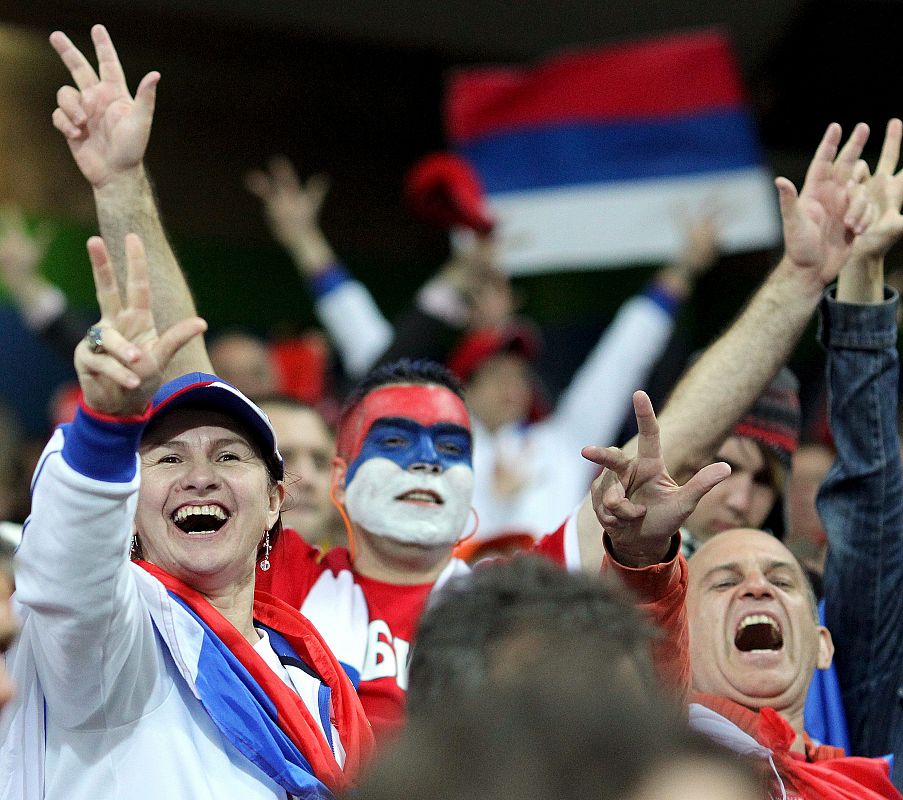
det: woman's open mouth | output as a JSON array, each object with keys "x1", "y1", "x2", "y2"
[{"x1": 172, "y1": 504, "x2": 230, "y2": 535}]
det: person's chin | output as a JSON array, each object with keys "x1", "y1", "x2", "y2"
[{"x1": 708, "y1": 519, "x2": 744, "y2": 536}]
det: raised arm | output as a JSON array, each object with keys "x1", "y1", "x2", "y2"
[
  {"x1": 816, "y1": 118, "x2": 903, "y2": 779},
  {"x1": 14, "y1": 233, "x2": 204, "y2": 728},
  {"x1": 50, "y1": 24, "x2": 212, "y2": 377},
  {"x1": 570, "y1": 122, "x2": 873, "y2": 566},
  {"x1": 0, "y1": 208, "x2": 56, "y2": 325},
  {"x1": 550, "y1": 215, "x2": 720, "y2": 482},
  {"x1": 245, "y1": 155, "x2": 393, "y2": 376},
  {"x1": 656, "y1": 122, "x2": 870, "y2": 479},
  {"x1": 0, "y1": 207, "x2": 91, "y2": 359},
  {"x1": 583, "y1": 391, "x2": 729, "y2": 693}
]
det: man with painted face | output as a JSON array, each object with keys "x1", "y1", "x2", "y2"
[{"x1": 333, "y1": 365, "x2": 474, "y2": 555}]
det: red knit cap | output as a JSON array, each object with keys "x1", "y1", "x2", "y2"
[{"x1": 733, "y1": 367, "x2": 801, "y2": 469}]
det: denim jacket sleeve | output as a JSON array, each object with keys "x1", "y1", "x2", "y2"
[{"x1": 816, "y1": 286, "x2": 902, "y2": 777}]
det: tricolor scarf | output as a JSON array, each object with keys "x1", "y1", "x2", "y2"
[
  {"x1": 137, "y1": 561, "x2": 374, "y2": 797},
  {"x1": 690, "y1": 693, "x2": 900, "y2": 800}
]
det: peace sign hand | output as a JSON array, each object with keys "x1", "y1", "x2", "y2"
[
  {"x1": 50, "y1": 24, "x2": 159, "y2": 189},
  {"x1": 582, "y1": 391, "x2": 730, "y2": 567},
  {"x1": 75, "y1": 233, "x2": 206, "y2": 417}
]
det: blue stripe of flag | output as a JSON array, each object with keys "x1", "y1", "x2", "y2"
[{"x1": 458, "y1": 107, "x2": 763, "y2": 194}]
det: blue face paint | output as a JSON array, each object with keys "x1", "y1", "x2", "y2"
[{"x1": 345, "y1": 417, "x2": 472, "y2": 485}]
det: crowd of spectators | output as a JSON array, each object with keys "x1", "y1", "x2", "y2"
[{"x1": 0, "y1": 21, "x2": 900, "y2": 800}]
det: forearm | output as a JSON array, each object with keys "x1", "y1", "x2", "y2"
[
  {"x1": 817, "y1": 289, "x2": 902, "y2": 747},
  {"x1": 658, "y1": 256, "x2": 824, "y2": 479},
  {"x1": 602, "y1": 536, "x2": 690, "y2": 697},
  {"x1": 93, "y1": 167, "x2": 212, "y2": 377},
  {"x1": 555, "y1": 291, "x2": 677, "y2": 461},
  {"x1": 14, "y1": 410, "x2": 158, "y2": 727},
  {"x1": 836, "y1": 253, "x2": 884, "y2": 303},
  {"x1": 284, "y1": 227, "x2": 336, "y2": 278},
  {"x1": 311, "y1": 266, "x2": 394, "y2": 378}
]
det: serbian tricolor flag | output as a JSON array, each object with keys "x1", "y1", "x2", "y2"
[{"x1": 445, "y1": 31, "x2": 782, "y2": 275}]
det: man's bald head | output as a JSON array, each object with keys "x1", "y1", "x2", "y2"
[{"x1": 686, "y1": 529, "x2": 832, "y2": 717}]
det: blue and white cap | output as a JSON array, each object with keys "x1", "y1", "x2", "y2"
[{"x1": 149, "y1": 372, "x2": 284, "y2": 481}]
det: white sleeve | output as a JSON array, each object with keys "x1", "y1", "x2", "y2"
[
  {"x1": 314, "y1": 280, "x2": 394, "y2": 379},
  {"x1": 13, "y1": 425, "x2": 167, "y2": 730},
  {"x1": 550, "y1": 294, "x2": 676, "y2": 461}
]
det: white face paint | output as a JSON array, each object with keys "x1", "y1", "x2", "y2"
[{"x1": 344, "y1": 456, "x2": 474, "y2": 547}]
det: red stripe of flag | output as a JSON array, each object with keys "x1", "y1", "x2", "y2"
[{"x1": 446, "y1": 30, "x2": 745, "y2": 144}]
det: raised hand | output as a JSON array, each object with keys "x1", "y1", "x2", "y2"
[
  {"x1": 582, "y1": 391, "x2": 730, "y2": 567},
  {"x1": 0, "y1": 207, "x2": 54, "y2": 296},
  {"x1": 50, "y1": 25, "x2": 159, "y2": 188},
  {"x1": 75, "y1": 233, "x2": 206, "y2": 417},
  {"x1": 844, "y1": 118, "x2": 903, "y2": 262},
  {"x1": 775, "y1": 122, "x2": 870, "y2": 286},
  {"x1": 245, "y1": 156, "x2": 335, "y2": 272}
]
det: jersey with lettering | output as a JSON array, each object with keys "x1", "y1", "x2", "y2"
[{"x1": 258, "y1": 521, "x2": 573, "y2": 742}]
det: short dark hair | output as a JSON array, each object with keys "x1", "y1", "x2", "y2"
[
  {"x1": 339, "y1": 358, "x2": 464, "y2": 425},
  {"x1": 359, "y1": 645, "x2": 762, "y2": 800},
  {"x1": 406, "y1": 555, "x2": 662, "y2": 718}
]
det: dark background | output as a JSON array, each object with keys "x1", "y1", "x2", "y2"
[{"x1": 0, "y1": 0, "x2": 901, "y2": 433}]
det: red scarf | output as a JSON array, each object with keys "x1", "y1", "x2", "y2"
[
  {"x1": 138, "y1": 561, "x2": 374, "y2": 793},
  {"x1": 693, "y1": 693, "x2": 900, "y2": 800}
]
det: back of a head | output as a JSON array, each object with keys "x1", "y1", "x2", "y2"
[
  {"x1": 358, "y1": 657, "x2": 761, "y2": 800},
  {"x1": 406, "y1": 555, "x2": 662, "y2": 719}
]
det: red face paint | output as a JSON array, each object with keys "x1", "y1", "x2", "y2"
[{"x1": 336, "y1": 384, "x2": 471, "y2": 462}]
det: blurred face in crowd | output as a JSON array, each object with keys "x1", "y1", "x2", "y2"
[
  {"x1": 464, "y1": 352, "x2": 533, "y2": 432},
  {"x1": 683, "y1": 437, "x2": 778, "y2": 543},
  {"x1": 209, "y1": 333, "x2": 277, "y2": 399},
  {"x1": 136, "y1": 410, "x2": 282, "y2": 593},
  {"x1": 260, "y1": 401, "x2": 336, "y2": 541},
  {"x1": 687, "y1": 529, "x2": 832, "y2": 718},
  {"x1": 0, "y1": 571, "x2": 17, "y2": 709},
  {"x1": 334, "y1": 383, "x2": 474, "y2": 550}
]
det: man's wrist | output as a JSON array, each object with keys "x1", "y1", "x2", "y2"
[
  {"x1": 91, "y1": 164, "x2": 148, "y2": 199},
  {"x1": 288, "y1": 230, "x2": 336, "y2": 275},
  {"x1": 773, "y1": 253, "x2": 833, "y2": 301},
  {"x1": 605, "y1": 532, "x2": 676, "y2": 568},
  {"x1": 836, "y1": 253, "x2": 884, "y2": 304}
]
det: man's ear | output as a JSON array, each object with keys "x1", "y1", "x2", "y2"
[
  {"x1": 816, "y1": 625, "x2": 834, "y2": 670},
  {"x1": 331, "y1": 456, "x2": 348, "y2": 504}
]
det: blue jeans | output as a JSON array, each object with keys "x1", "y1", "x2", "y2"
[{"x1": 816, "y1": 286, "x2": 902, "y2": 789}]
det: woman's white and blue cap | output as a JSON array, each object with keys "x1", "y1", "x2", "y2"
[{"x1": 149, "y1": 372, "x2": 284, "y2": 481}]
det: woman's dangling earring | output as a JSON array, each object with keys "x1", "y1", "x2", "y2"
[
  {"x1": 259, "y1": 529, "x2": 272, "y2": 572},
  {"x1": 130, "y1": 534, "x2": 138, "y2": 560}
]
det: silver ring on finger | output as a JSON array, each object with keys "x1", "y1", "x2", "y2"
[{"x1": 85, "y1": 325, "x2": 105, "y2": 354}]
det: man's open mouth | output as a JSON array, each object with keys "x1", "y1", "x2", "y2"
[
  {"x1": 734, "y1": 614, "x2": 784, "y2": 652},
  {"x1": 395, "y1": 490, "x2": 443, "y2": 505},
  {"x1": 172, "y1": 504, "x2": 230, "y2": 535}
]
